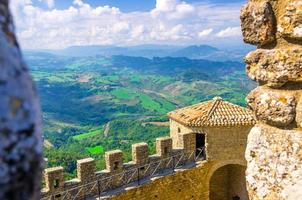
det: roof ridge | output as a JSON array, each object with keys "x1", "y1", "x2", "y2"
[{"x1": 206, "y1": 97, "x2": 222, "y2": 121}]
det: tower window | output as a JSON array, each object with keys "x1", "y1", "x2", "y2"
[{"x1": 178, "y1": 127, "x2": 181, "y2": 133}]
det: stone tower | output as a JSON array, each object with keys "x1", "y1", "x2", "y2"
[
  {"x1": 241, "y1": 0, "x2": 302, "y2": 199},
  {"x1": 0, "y1": 0, "x2": 43, "y2": 199}
]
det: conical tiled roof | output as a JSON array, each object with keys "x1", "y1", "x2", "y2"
[{"x1": 168, "y1": 97, "x2": 256, "y2": 127}]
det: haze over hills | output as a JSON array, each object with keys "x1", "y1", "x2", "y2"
[{"x1": 26, "y1": 44, "x2": 254, "y2": 62}]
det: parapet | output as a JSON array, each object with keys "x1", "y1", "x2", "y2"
[
  {"x1": 156, "y1": 137, "x2": 172, "y2": 157},
  {"x1": 77, "y1": 158, "x2": 96, "y2": 183},
  {"x1": 44, "y1": 167, "x2": 64, "y2": 193},
  {"x1": 178, "y1": 133, "x2": 196, "y2": 153},
  {"x1": 41, "y1": 133, "x2": 197, "y2": 199},
  {"x1": 105, "y1": 150, "x2": 123, "y2": 172},
  {"x1": 132, "y1": 142, "x2": 149, "y2": 165}
]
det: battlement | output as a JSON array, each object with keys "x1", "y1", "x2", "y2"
[{"x1": 41, "y1": 133, "x2": 198, "y2": 199}]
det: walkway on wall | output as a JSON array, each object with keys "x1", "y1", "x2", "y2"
[{"x1": 42, "y1": 150, "x2": 205, "y2": 200}]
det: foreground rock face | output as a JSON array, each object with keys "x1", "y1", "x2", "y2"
[
  {"x1": 0, "y1": 1, "x2": 43, "y2": 199},
  {"x1": 247, "y1": 88, "x2": 296, "y2": 127},
  {"x1": 245, "y1": 48, "x2": 302, "y2": 88},
  {"x1": 246, "y1": 124, "x2": 302, "y2": 200},
  {"x1": 278, "y1": 0, "x2": 302, "y2": 39},
  {"x1": 240, "y1": 1, "x2": 276, "y2": 46},
  {"x1": 241, "y1": 0, "x2": 302, "y2": 199}
]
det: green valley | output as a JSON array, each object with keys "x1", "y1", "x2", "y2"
[{"x1": 26, "y1": 51, "x2": 255, "y2": 178}]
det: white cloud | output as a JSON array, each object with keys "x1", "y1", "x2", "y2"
[
  {"x1": 216, "y1": 27, "x2": 241, "y2": 38},
  {"x1": 39, "y1": 0, "x2": 55, "y2": 8},
  {"x1": 155, "y1": 0, "x2": 178, "y2": 12},
  {"x1": 10, "y1": 0, "x2": 243, "y2": 49},
  {"x1": 198, "y1": 29, "x2": 213, "y2": 38}
]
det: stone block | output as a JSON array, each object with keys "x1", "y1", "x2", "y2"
[
  {"x1": 132, "y1": 142, "x2": 149, "y2": 165},
  {"x1": 178, "y1": 133, "x2": 196, "y2": 153},
  {"x1": 245, "y1": 124, "x2": 302, "y2": 199},
  {"x1": 247, "y1": 87, "x2": 296, "y2": 127},
  {"x1": 156, "y1": 137, "x2": 172, "y2": 157},
  {"x1": 240, "y1": 1, "x2": 275, "y2": 46},
  {"x1": 77, "y1": 158, "x2": 96, "y2": 183},
  {"x1": 278, "y1": 0, "x2": 302, "y2": 39},
  {"x1": 44, "y1": 167, "x2": 64, "y2": 192},
  {"x1": 105, "y1": 150, "x2": 123, "y2": 172},
  {"x1": 245, "y1": 48, "x2": 302, "y2": 87}
]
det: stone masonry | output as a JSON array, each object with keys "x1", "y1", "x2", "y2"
[
  {"x1": 0, "y1": 1, "x2": 43, "y2": 199},
  {"x1": 241, "y1": 0, "x2": 302, "y2": 199}
]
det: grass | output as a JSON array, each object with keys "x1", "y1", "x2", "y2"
[
  {"x1": 111, "y1": 88, "x2": 136, "y2": 100},
  {"x1": 85, "y1": 145, "x2": 105, "y2": 155},
  {"x1": 138, "y1": 93, "x2": 166, "y2": 114},
  {"x1": 73, "y1": 128, "x2": 104, "y2": 141},
  {"x1": 32, "y1": 71, "x2": 75, "y2": 83},
  {"x1": 129, "y1": 75, "x2": 141, "y2": 82}
]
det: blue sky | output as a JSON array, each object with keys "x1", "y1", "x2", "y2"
[
  {"x1": 33, "y1": 0, "x2": 245, "y2": 12},
  {"x1": 46, "y1": 0, "x2": 245, "y2": 12},
  {"x1": 11, "y1": 0, "x2": 246, "y2": 49}
]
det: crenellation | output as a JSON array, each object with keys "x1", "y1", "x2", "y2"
[
  {"x1": 77, "y1": 158, "x2": 96, "y2": 183},
  {"x1": 156, "y1": 137, "x2": 173, "y2": 157},
  {"x1": 44, "y1": 167, "x2": 65, "y2": 193},
  {"x1": 105, "y1": 150, "x2": 124, "y2": 172},
  {"x1": 177, "y1": 132, "x2": 196, "y2": 152},
  {"x1": 41, "y1": 133, "x2": 198, "y2": 198},
  {"x1": 132, "y1": 142, "x2": 149, "y2": 165}
]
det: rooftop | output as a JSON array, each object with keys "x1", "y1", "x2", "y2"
[{"x1": 168, "y1": 97, "x2": 256, "y2": 127}]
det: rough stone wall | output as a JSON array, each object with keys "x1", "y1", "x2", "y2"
[
  {"x1": 240, "y1": 0, "x2": 302, "y2": 199},
  {"x1": 170, "y1": 120, "x2": 252, "y2": 162},
  {"x1": 110, "y1": 160, "x2": 244, "y2": 200},
  {"x1": 110, "y1": 160, "x2": 246, "y2": 200},
  {"x1": 204, "y1": 126, "x2": 252, "y2": 161},
  {"x1": 169, "y1": 119, "x2": 193, "y2": 148},
  {"x1": 0, "y1": 1, "x2": 43, "y2": 199}
]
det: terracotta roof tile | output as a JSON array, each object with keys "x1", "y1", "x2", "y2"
[{"x1": 167, "y1": 97, "x2": 256, "y2": 127}]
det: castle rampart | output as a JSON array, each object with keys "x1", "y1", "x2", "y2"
[{"x1": 41, "y1": 133, "x2": 197, "y2": 200}]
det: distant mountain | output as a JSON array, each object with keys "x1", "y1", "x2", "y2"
[
  {"x1": 25, "y1": 44, "x2": 249, "y2": 62},
  {"x1": 171, "y1": 45, "x2": 219, "y2": 57}
]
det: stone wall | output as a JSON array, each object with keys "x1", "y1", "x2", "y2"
[
  {"x1": 169, "y1": 119, "x2": 193, "y2": 148},
  {"x1": 240, "y1": 0, "x2": 302, "y2": 199},
  {"x1": 109, "y1": 160, "x2": 246, "y2": 200},
  {"x1": 204, "y1": 126, "x2": 252, "y2": 161},
  {"x1": 41, "y1": 133, "x2": 197, "y2": 199},
  {"x1": 170, "y1": 120, "x2": 252, "y2": 162}
]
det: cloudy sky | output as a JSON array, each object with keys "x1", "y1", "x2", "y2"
[{"x1": 10, "y1": 0, "x2": 246, "y2": 49}]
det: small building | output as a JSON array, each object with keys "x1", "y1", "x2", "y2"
[{"x1": 168, "y1": 97, "x2": 256, "y2": 200}]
